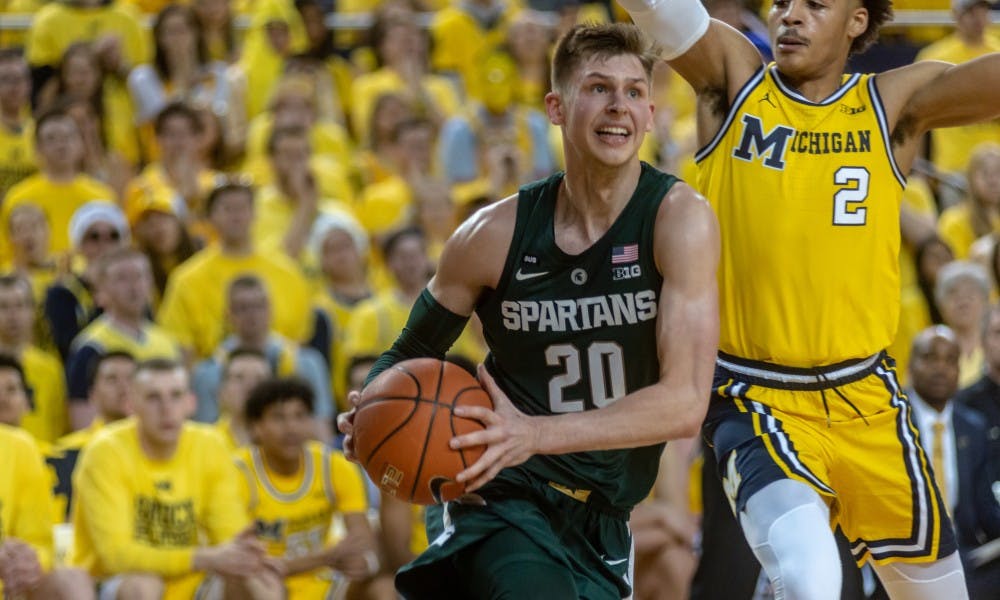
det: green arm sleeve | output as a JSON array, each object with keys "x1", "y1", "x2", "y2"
[{"x1": 364, "y1": 288, "x2": 471, "y2": 386}]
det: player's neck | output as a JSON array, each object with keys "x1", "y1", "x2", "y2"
[
  {"x1": 557, "y1": 160, "x2": 641, "y2": 249},
  {"x1": 139, "y1": 433, "x2": 181, "y2": 462},
  {"x1": 262, "y1": 447, "x2": 303, "y2": 477},
  {"x1": 774, "y1": 63, "x2": 849, "y2": 104}
]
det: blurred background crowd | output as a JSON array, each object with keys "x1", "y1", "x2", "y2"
[{"x1": 1, "y1": 0, "x2": 1000, "y2": 597}]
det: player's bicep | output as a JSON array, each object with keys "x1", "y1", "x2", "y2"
[
  {"x1": 893, "y1": 57, "x2": 1000, "y2": 134},
  {"x1": 653, "y1": 185, "x2": 720, "y2": 387},
  {"x1": 668, "y1": 20, "x2": 763, "y2": 98}
]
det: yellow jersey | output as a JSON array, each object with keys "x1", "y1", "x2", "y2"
[
  {"x1": 697, "y1": 66, "x2": 904, "y2": 366},
  {"x1": 18, "y1": 345, "x2": 68, "y2": 443},
  {"x1": 234, "y1": 441, "x2": 368, "y2": 599},
  {"x1": 70, "y1": 420, "x2": 248, "y2": 596}
]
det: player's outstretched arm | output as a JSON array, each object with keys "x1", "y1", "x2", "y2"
[
  {"x1": 617, "y1": 0, "x2": 761, "y2": 130},
  {"x1": 878, "y1": 56, "x2": 1000, "y2": 168},
  {"x1": 453, "y1": 184, "x2": 720, "y2": 491}
]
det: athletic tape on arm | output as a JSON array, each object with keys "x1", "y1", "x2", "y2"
[{"x1": 618, "y1": 0, "x2": 710, "y2": 60}]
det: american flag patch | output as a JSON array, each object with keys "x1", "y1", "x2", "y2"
[{"x1": 611, "y1": 244, "x2": 639, "y2": 264}]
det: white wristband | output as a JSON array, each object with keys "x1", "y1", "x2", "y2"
[{"x1": 618, "y1": 0, "x2": 711, "y2": 60}]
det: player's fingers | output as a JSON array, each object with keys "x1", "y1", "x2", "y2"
[
  {"x1": 336, "y1": 410, "x2": 355, "y2": 436},
  {"x1": 455, "y1": 447, "x2": 498, "y2": 485},
  {"x1": 449, "y1": 421, "x2": 505, "y2": 450},
  {"x1": 347, "y1": 390, "x2": 362, "y2": 408},
  {"x1": 476, "y1": 364, "x2": 506, "y2": 407},
  {"x1": 451, "y1": 404, "x2": 497, "y2": 423}
]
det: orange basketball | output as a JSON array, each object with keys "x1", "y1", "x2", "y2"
[{"x1": 354, "y1": 358, "x2": 493, "y2": 505}]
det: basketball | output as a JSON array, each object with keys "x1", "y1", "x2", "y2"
[{"x1": 354, "y1": 358, "x2": 493, "y2": 505}]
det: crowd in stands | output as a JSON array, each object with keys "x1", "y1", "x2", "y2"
[{"x1": 0, "y1": 0, "x2": 999, "y2": 596}]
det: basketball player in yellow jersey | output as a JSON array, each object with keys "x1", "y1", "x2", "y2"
[
  {"x1": 235, "y1": 377, "x2": 378, "y2": 599},
  {"x1": 617, "y1": 0, "x2": 1000, "y2": 597}
]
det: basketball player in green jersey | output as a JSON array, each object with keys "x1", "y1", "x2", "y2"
[
  {"x1": 338, "y1": 23, "x2": 720, "y2": 598},
  {"x1": 617, "y1": 0, "x2": 1000, "y2": 597}
]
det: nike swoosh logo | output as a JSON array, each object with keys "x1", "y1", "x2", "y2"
[
  {"x1": 515, "y1": 269, "x2": 548, "y2": 281},
  {"x1": 604, "y1": 557, "x2": 629, "y2": 566}
]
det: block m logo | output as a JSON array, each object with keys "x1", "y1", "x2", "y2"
[{"x1": 732, "y1": 114, "x2": 795, "y2": 170}]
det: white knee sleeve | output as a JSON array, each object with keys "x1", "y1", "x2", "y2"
[
  {"x1": 616, "y1": 0, "x2": 710, "y2": 60},
  {"x1": 740, "y1": 480, "x2": 841, "y2": 600},
  {"x1": 872, "y1": 552, "x2": 968, "y2": 600}
]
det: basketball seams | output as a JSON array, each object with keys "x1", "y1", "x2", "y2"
[
  {"x1": 354, "y1": 358, "x2": 491, "y2": 504},
  {"x1": 408, "y1": 360, "x2": 446, "y2": 501},
  {"x1": 361, "y1": 398, "x2": 422, "y2": 473}
]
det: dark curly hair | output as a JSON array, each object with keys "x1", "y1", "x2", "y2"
[{"x1": 852, "y1": 0, "x2": 894, "y2": 55}]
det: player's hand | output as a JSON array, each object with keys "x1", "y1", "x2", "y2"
[
  {"x1": 194, "y1": 526, "x2": 269, "y2": 577},
  {"x1": 0, "y1": 539, "x2": 43, "y2": 593},
  {"x1": 450, "y1": 364, "x2": 541, "y2": 492},
  {"x1": 337, "y1": 390, "x2": 362, "y2": 462},
  {"x1": 328, "y1": 534, "x2": 378, "y2": 580}
]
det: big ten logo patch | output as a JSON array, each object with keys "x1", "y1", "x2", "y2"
[
  {"x1": 612, "y1": 264, "x2": 642, "y2": 281},
  {"x1": 381, "y1": 464, "x2": 404, "y2": 495}
]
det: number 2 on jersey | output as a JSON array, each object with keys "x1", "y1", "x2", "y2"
[
  {"x1": 833, "y1": 166, "x2": 870, "y2": 226},
  {"x1": 545, "y1": 342, "x2": 626, "y2": 412}
]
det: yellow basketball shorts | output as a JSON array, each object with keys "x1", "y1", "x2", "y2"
[{"x1": 703, "y1": 351, "x2": 957, "y2": 566}]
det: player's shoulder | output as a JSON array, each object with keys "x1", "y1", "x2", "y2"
[
  {"x1": 448, "y1": 193, "x2": 519, "y2": 255},
  {"x1": 0, "y1": 423, "x2": 39, "y2": 451}
]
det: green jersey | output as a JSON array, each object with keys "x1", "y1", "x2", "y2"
[{"x1": 476, "y1": 162, "x2": 678, "y2": 510}]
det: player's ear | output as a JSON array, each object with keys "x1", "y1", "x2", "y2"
[
  {"x1": 545, "y1": 91, "x2": 566, "y2": 125},
  {"x1": 646, "y1": 103, "x2": 655, "y2": 133},
  {"x1": 847, "y1": 6, "x2": 868, "y2": 41}
]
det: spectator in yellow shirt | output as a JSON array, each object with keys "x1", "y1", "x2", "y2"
[
  {"x1": 26, "y1": 0, "x2": 149, "y2": 85},
  {"x1": 235, "y1": 377, "x2": 377, "y2": 599},
  {"x1": 242, "y1": 76, "x2": 355, "y2": 199},
  {"x1": 47, "y1": 351, "x2": 136, "y2": 522},
  {"x1": 0, "y1": 274, "x2": 67, "y2": 443},
  {"x1": 3, "y1": 108, "x2": 116, "y2": 258},
  {"x1": 938, "y1": 143, "x2": 1000, "y2": 259},
  {"x1": 36, "y1": 42, "x2": 140, "y2": 173},
  {"x1": 66, "y1": 248, "x2": 181, "y2": 427},
  {"x1": 428, "y1": 0, "x2": 513, "y2": 102},
  {"x1": 349, "y1": 6, "x2": 461, "y2": 144},
  {"x1": 0, "y1": 48, "x2": 36, "y2": 201},
  {"x1": 130, "y1": 186, "x2": 199, "y2": 308},
  {"x1": 157, "y1": 181, "x2": 315, "y2": 360},
  {"x1": 0, "y1": 419, "x2": 93, "y2": 600},
  {"x1": 125, "y1": 102, "x2": 224, "y2": 247},
  {"x1": 936, "y1": 261, "x2": 992, "y2": 388},
  {"x1": 916, "y1": 0, "x2": 1000, "y2": 179},
  {"x1": 253, "y1": 125, "x2": 354, "y2": 259},
  {"x1": 70, "y1": 358, "x2": 283, "y2": 599}
]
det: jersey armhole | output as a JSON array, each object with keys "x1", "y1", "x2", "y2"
[
  {"x1": 866, "y1": 76, "x2": 907, "y2": 189},
  {"x1": 695, "y1": 64, "x2": 768, "y2": 163}
]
